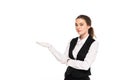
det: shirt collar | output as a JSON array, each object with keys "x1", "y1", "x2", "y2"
[{"x1": 77, "y1": 34, "x2": 89, "y2": 44}]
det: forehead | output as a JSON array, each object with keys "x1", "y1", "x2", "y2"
[{"x1": 75, "y1": 18, "x2": 86, "y2": 23}]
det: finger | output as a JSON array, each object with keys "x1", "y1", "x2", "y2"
[
  {"x1": 36, "y1": 41, "x2": 45, "y2": 46},
  {"x1": 36, "y1": 41, "x2": 41, "y2": 45},
  {"x1": 36, "y1": 41, "x2": 48, "y2": 47}
]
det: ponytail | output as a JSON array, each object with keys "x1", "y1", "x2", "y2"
[{"x1": 88, "y1": 27, "x2": 95, "y2": 38}]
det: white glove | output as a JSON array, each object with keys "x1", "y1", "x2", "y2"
[{"x1": 36, "y1": 41, "x2": 52, "y2": 48}]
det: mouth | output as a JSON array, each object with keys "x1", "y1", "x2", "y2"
[{"x1": 77, "y1": 30, "x2": 82, "y2": 32}]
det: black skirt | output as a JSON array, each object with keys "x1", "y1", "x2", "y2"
[{"x1": 64, "y1": 75, "x2": 90, "y2": 80}]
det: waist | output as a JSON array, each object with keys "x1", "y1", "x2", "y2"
[{"x1": 65, "y1": 66, "x2": 91, "y2": 78}]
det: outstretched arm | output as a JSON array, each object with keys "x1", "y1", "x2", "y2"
[{"x1": 36, "y1": 42, "x2": 69, "y2": 64}]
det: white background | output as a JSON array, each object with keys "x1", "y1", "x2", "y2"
[{"x1": 0, "y1": 0, "x2": 120, "y2": 80}]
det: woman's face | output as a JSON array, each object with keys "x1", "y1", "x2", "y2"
[{"x1": 75, "y1": 18, "x2": 90, "y2": 37}]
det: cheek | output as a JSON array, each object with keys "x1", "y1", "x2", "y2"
[
  {"x1": 87, "y1": 27, "x2": 90, "y2": 31},
  {"x1": 83, "y1": 27, "x2": 89, "y2": 32},
  {"x1": 75, "y1": 27, "x2": 77, "y2": 30}
]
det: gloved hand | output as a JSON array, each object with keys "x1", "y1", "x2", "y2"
[{"x1": 36, "y1": 41, "x2": 52, "y2": 48}]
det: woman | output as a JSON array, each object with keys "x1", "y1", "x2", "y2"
[{"x1": 37, "y1": 15, "x2": 99, "y2": 80}]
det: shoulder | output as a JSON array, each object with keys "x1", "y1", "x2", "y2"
[
  {"x1": 92, "y1": 37, "x2": 99, "y2": 45},
  {"x1": 92, "y1": 40, "x2": 99, "y2": 45},
  {"x1": 90, "y1": 40, "x2": 99, "y2": 49},
  {"x1": 70, "y1": 37, "x2": 78, "y2": 43},
  {"x1": 71, "y1": 37, "x2": 78, "y2": 41},
  {"x1": 66, "y1": 37, "x2": 78, "y2": 45}
]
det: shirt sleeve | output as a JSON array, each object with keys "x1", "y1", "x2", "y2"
[
  {"x1": 66, "y1": 41, "x2": 99, "y2": 70},
  {"x1": 48, "y1": 41, "x2": 70, "y2": 64}
]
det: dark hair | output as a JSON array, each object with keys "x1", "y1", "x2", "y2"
[{"x1": 76, "y1": 15, "x2": 95, "y2": 38}]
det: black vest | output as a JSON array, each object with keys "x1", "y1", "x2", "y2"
[{"x1": 65, "y1": 35, "x2": 95, "y2": 78}]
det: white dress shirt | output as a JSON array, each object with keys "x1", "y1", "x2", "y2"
[{"x1": 48, "y1": 35, "x2": 99, "y2": 70}]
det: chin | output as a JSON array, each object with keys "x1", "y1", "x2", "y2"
[{"x1": 78, "y1": 32, "x2": 82, "y2": 35}]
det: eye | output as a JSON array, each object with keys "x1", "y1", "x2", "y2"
[
  {"x1": 75, "y1": 23, "x2": 78, "y2": 26},
  {"x1": 79, "y1": 23, "x2": 84, "y2": 26}
]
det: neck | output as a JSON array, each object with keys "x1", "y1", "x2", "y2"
[{"x1": 80, "y1": 33, "x2": 89, "y2": 40}]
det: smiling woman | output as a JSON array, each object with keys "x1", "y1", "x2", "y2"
[
  {"x1": 37, "y1": 15, "x2": 99, "y2": 80},
  {"x1": 75, "y1": 15, "x2": 94, "y2": 39}
]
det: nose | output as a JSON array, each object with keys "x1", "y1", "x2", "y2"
[{"x1": 76, "y1": 25, "x2": 81, "y2": 30}]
